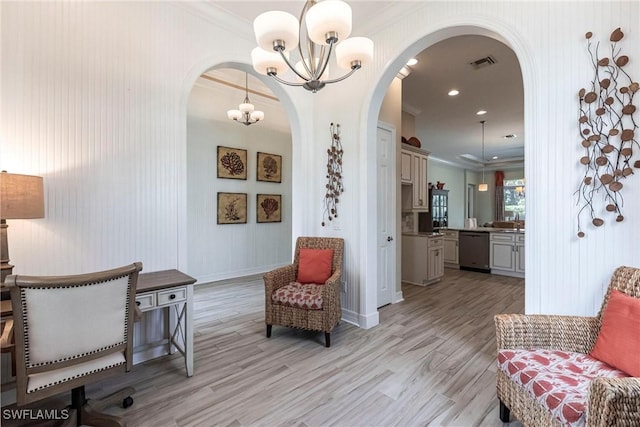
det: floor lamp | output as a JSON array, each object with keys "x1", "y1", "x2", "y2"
[{"x1": 0, "y1": 171, "x2": 45, "y2": 288}]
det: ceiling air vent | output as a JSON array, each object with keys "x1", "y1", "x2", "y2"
[{"x1": 470, "y1": 55, "x2": 497, "y2": 70}]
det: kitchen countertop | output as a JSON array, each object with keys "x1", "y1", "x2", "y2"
[
  {"x1": 402, "y1": 232, "x2": 443, "y2": 237},
  {"x1": 443, "y1": 227, "x2": 525, "y2": 234}
]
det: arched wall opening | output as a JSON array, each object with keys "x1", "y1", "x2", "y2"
[
  {"x1": 177, "y1": 60, "x2": 303, "y2": 281},
  {"x1": 360, "y1": 23, "x2": 532, "y2": 326}
]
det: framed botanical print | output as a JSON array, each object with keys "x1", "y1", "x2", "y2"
[
  {"x1": 217, "y1": 192, "x2": 248, "y2": 224},
  {"x1": 257, "y1": 194, "x2": 282, "y2": 223},
  {"x1": 256, "y1": 152, "x2": 282, "y2": 183},
  {"x1": 217, "y1": 146, "x2": 247, "y2": 180}
]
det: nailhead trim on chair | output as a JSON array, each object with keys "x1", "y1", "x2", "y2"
[
  {"x1": 20, "y1": 275, "x2": 132, "y2": 368},
  {"x1": 27, "y1": 359, "x2": 126, "y2": 393}
]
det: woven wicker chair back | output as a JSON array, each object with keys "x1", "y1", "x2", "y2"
[{"x1": 597, "y1": 266, "x2": 640, "y2": 320}]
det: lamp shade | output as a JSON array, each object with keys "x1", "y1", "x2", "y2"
[
  {"x1": 252, "y1": 47, "x2": 289, "y2": 76},
  {"x1": 254, "y1": 11, "x2": 299, "y2": 52},
  {"x1": 239, "y1": 102, "x2": 255, "y2": 113},
  {"x1": 305, "y1": 0, "x2": 352, "y2": 45},
  {"x1": 0, "y1": 172, "x2": 44, "y2": 219},
  {"x1": 295, "y1": 58, "x2": 330, "y2": 81},
  {"x1": 478, "y1": 183, "x2": 488, "y2": 192},
  {"x1": 250, "y1": 111, "x2": 265, "y2": 121},
  {"x1": 335, "y1": 37, "x2": 374, "y2": 70},
  {"x1": 227, "y1": 110, "x2": 242, "y2": 120}
]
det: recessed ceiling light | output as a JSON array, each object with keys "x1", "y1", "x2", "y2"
[
  {"x1": 504, "y1": 134, "x2": 517, "y2": 139},
  {"x1": 448, "y1": 89, "x2": 459, "y2": 96},
  {"x1": 476, "y1": 110, "x2": 487, "y2": 115},
  {"x1": 407, "y1": 58, "x2": 418, "y2": 66}
]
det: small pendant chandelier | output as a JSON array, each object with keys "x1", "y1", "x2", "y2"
[
  {"x1": 227, "y1": 73, "x2": 264, "y2": 126},
  {"x1": 250, "y1": 0, "x2": 374, "y2": 93},
  {"x1": 478, "y1": 120, "x2": 488, "y2": 192}
]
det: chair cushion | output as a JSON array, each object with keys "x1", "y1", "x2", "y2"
[
  {"x1": 497, "y1": 349, "x2": 628, "y2": 426},
  {"x1": 297, "y1": 249, "x2": 334, "y2": 284},
  {"x1": 272, "y1": 282, "x2": 324, "y2": 310},
  {"x1": 590, "y1": 289, "x2": 640, "y2": 376}
]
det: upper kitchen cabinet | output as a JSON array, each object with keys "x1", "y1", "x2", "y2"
[{"x1": 401, "y1": 146, "x2": 430, "y2": 211}]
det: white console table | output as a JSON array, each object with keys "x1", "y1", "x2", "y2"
[{"x1": 134, "y1": 270, "x2": 197, "y2": 377}]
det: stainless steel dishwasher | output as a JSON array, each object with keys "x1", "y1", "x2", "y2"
[{"x1": 458, "y1": 231, "x2": 490, "y2": 272}]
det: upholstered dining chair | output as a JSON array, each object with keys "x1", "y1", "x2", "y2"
[
  {"x1": 494, "y1": 266, "x2": 640, "y2": 426},
  {"x1": 5, "y1": 262, "x2": 143, "y2": 427},
  {"x1": 264, "y1": 237, "x2": 344, "y2": 347}
]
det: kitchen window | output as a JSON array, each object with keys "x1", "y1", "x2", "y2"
[{"x1": 504, "y1": 179, "x2": 525, "y2": 220}]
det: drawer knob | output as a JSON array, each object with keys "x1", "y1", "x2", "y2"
[
  {"x1": 136, "y1": 301, "x2": 141, "y2": 306},
  {"x1": 169, "y1": 294, "x2": 176, "y2": 300}
]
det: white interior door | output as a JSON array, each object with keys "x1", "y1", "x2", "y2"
[{"x1": 377, "y1": 123, "x2": 395, "y2": 307}]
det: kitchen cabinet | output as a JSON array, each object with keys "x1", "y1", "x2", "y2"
[
  {"x1": 490, "y1": 232, "x2": 525, "y2": 277},
  {"x1": 400, "y1": 150, "x2": 413, "y2": 184},
  {"x1": 401, "y1": 234, "x2": 444, "y2": 285},
  {"x1": 400, "y1": 147, "x2": 429, "y2": 210},
  {"x1": 427, "y1": 236, "x2": 445, "y2": 282},
  {"x1": 412, "y1": 152, "x2": 428, "y2": 210},
  {"x1": 429, "y1": 189, "x2": 448, "y2": 229},
  {"x1": 441, "y1": 229, "x2": 459, "y2": 267}
]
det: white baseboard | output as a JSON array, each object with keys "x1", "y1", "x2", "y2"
[{"x1": 393, "y1": 291, "x2": 404, "y2": 303}]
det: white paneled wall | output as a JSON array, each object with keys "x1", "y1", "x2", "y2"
[{"x1": 1, "y1": 1, "x2": 639, "y2": 329}]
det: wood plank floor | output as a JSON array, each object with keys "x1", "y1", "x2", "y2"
[{"x1": 2, "y1": 269, "x2": 525, "y2": 427}]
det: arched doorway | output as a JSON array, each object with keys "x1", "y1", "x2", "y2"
[
  {"x1": 177, "y1": 60, "x2": 304, "y2": 277},
  {"x1": 361, "y1": 24, "x2": 532, "y2": 326}
]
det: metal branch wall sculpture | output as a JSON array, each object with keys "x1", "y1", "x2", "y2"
[
  {"x1": 575, "y1": 27, "x2": 639, "y2": 238},
  {"x1": 322, "y1": 123, "x2": 344, "y2": 227}
]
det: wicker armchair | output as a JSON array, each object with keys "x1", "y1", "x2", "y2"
[
  {"x1": 264, "y1": 237, "x2": 344, "y2": 347},
  {"x1": 494, "y1": 266, "x2": 640, "y2": 426}
]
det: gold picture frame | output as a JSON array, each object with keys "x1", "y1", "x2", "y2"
[
  {"x1": 257, "y1": 194, "x2": 282, "y2": 223},
  {"x1": 217, "y1": 146, "x2": 247, "y2": 180},
  {"x1": 217, "y1": 192, "x2": 247, "y2": 224},
  {"x1": 256, "y1": 152, "x2": 282, "y2": 183}
]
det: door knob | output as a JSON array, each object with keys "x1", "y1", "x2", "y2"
[{"x1": 387, "y1": 236, "x2": 394, "y2": 242}]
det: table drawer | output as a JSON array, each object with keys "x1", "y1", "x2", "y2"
[
  {"x1": 135, "y1": 293, "x2": 155, "y2": 311},
  {"x1": 157, "y1": 287, "x2": 187, "y2": 307}
]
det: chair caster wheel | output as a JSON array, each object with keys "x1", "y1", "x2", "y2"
[{"x1": 122, "y1": 396, "x2": 134, "y2": 408}]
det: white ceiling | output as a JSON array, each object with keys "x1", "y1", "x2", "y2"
[{"x1": 203, "y1": 1, "x2": 525, "y2": 169}]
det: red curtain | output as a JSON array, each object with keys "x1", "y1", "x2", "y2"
[{"x1": 495, "y1": 171, "x2": 505, "y2": 221}]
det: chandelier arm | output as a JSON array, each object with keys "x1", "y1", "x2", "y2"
[
  {"x1": 297, "y1": 0, "x2": 317, "y2": 79},
  {"x1": 268, "y1": 73, "x2": 308, "y2": 87},
  {"x1": 317, "y1": 65, "x2": 359, "y2": 85},
  {"x1": 312, "y1": 42, "x2": 333, "y2": 80},
  {"x1": 276, "y1": 49, "x2": 311, "y2": 82}
]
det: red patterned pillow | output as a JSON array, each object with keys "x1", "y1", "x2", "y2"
[
  {"x1": 297, "y1": 249, "x2": 334, "y2": 284},
  {"x1": 590, "y1": 290, "x2": 640, "y2": 376}
]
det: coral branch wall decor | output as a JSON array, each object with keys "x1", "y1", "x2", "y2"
[
  {"x1": 575, "y1": 27, "x2": 639, "y2": 238},
  {"x1": 217, "y1": 146, "x2": 247, "y2": 180},
  {"x1": 217, "y1": 192, "x2": 247, "y2": 224},
  {"x1": 257, "y1": 152, "x2": 282, "y2": 183},
  {"x1": 257, "y1": 194, "x2": 282, "y2": 223},
  {"x1": 322, "y1": 123, "x2": 344, "y2": 227}
]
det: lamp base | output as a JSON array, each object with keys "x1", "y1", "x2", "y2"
[{"x1": 1, "y1": 221, "x2": 12, "y2": 299}]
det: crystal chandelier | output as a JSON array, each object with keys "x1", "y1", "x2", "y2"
[
  {"x1": 227, "y1": 73, "x2": 264, "y2": 126},
  {"x1": 251, "y1": 0, "x2": 374, "y2": 93}
]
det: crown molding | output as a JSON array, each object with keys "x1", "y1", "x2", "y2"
[{"x1": 170, "y1": 1, "x2": 255, "y2": 44}]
